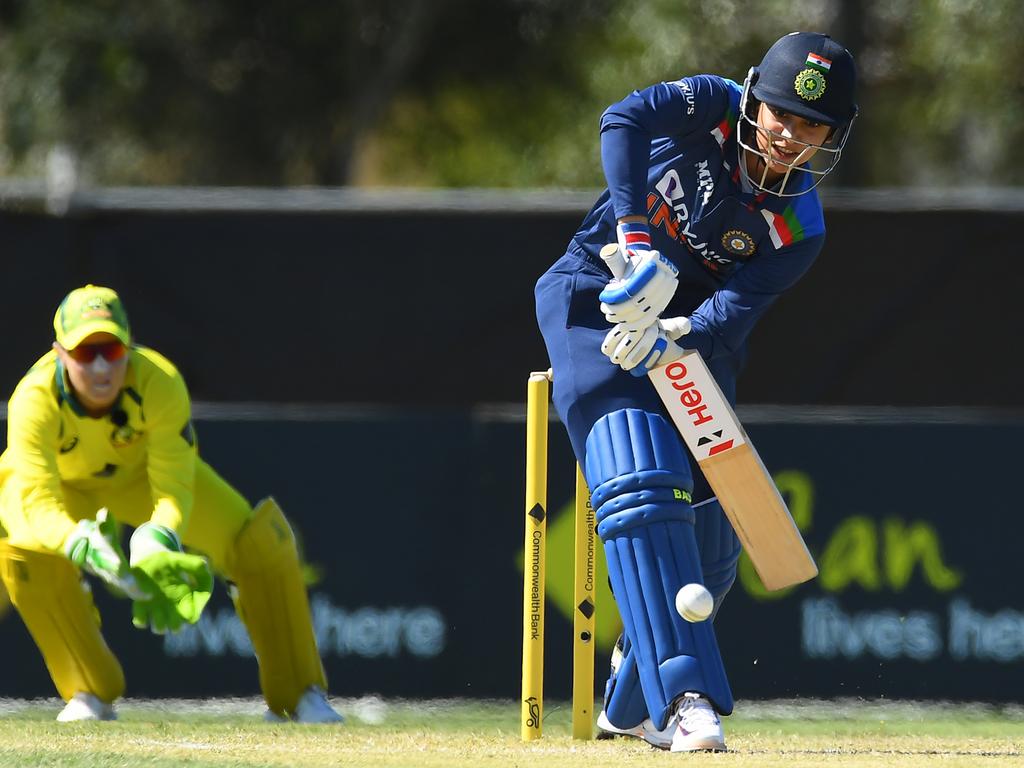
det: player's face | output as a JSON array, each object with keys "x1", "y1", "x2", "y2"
[
  {"x1": 54, "y1": 332, "x2": 129, "y2": 414},
  {"x1": 755, "y1": 102, "x2": 833, "y2": 173}
]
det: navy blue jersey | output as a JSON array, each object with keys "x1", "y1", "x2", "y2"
[
  {"x1": 568, "y1": 74, "x2": 826, "y2": 363},
  {"x1": 537, "y1": 74, "x2": 831, "y2": 489}
]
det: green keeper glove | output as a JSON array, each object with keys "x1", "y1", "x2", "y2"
[
  {"x1": 127, "y1": 567, "x2": 184, "y2": 634},
  {"x1": 129, "y1": 522, "x2": 213, "y2": 634},
  {"x1": 64, "y1": 509, "x2": 147, "y2": 600}
]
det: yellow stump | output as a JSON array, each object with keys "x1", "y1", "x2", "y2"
[
  {"x1": 572, "y1": 464, "x2": 596, "y2": 739},
  {"x1": 521, "y1": 370, "x2": 551, "y2": 740}
]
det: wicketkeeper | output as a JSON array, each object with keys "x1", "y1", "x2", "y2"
[
  {"x1": 535, "y1": 33, "x2": 858, "y2": 751},
  {"x1": 0, "y1": 284, "x2": 342, "y2": 723}
]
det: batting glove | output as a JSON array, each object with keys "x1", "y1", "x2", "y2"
[
  {"x1": 602, "y1": 316, "x2": 692, "y2": 375},
  {"x1": 599, "y1": 249, "x2": 680, "y2": 328}
]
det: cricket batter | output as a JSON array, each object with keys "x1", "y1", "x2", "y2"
[
  {"x1": 0, "y1": 285, "x2": 342, "y2": 723},
  {"x1": 535, "y1": 32, "x2": 858, "y2": 751}
]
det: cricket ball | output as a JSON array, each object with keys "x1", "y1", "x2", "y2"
[{"x1": 675, "y1": 583, "x2": 714, "y2": 622}]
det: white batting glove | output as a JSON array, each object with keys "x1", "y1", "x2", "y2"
[
  {"x1": 599, "y1": 249, "x2": 680, "y2": 328},
  {"x1": 602, "y1": 316, "x2": 692, "y2": 375}
]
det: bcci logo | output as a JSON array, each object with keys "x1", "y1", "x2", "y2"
[
  {"x1": 721, "y1": 230, "x2": 755, "y2": 257},
  {"x1": 794, "y1": 68, "x2": 826, "y2": 101}
]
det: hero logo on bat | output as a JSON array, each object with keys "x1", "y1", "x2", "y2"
[{"x1": 659, "y1": 359, "x2": 739, "y2": 459}]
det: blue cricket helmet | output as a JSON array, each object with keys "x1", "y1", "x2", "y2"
[
  {"x1": 737, "y1": 32, "x2": 858, "y2": 196},
  {"x1": 750, "y1": 32, "x2": 858, "y2": 127}
]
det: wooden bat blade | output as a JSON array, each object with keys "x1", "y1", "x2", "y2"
[
  {"x1": 648, "y1": 350, "x2": 816, "y2": 591},
  {"x1": 699, "y1": 442, "x2": 817, "y2": 590}
]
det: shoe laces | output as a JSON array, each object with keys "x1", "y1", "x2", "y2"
[{"x1": 676, "y1": 693, "x2": 720, "y2": 730}]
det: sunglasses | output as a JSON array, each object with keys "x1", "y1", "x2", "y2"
[{"x1": 68, "y1": 341, "x2": 128, "y2": 364}]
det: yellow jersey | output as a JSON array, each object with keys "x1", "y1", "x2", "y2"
[{"x1": 0, "y1": 346, "x2": 197, "y2": 549}]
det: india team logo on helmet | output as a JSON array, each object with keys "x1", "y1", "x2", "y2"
[{"x1": 794, "y1": 68, "x2": 826, "y2": 101}]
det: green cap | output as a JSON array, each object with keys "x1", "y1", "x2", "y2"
[{"x1": 53, "y1": 285, "x2": 131, "y2": 350}]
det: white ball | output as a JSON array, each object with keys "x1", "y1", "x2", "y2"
[{"x1": 675, "y1": 583, "x2": 714, "y2": 623}]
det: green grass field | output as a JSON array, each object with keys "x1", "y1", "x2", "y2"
[{"x1": 1, "y1": 697, "x2": 1021, "y2": 768}]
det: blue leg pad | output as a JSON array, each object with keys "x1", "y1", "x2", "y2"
[
  {"x1": 606, "y1": 499, "x2": 741, "y2": 728},
  {"x1": 694, "y1": 498, "x2": 742, "y2": 616},
  {"x1": 586, "y1": 409, "x2": 733, "y2": 728}
]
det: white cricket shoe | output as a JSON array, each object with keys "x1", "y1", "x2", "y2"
[
  {"x1": 294, "y1": 686, "x2": 344, "y2": 723},
  {"x1": 56, "y1": 692, "x2": 117, "y2": 722},
  {"x1": 596, "y1": 709, "x2": 673, "y2": 749},
  {"x1": 670, "y1": 692, "x2": 726, "y2": 752},
  {"x1": 264, "y1": 686, "x2": 344, "y2": 724}
]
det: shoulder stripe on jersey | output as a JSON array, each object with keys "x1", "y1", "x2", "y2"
[
  {"x1": 711, "y1": 105, "x2": 736, "y2": 146},
  {"x1": 761, "y1": 206, "x2": 808, "y2": 249}
]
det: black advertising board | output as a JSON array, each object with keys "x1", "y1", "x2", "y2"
[
  {"x1": 1, "y1": 407, "x2": 1021, "y2": 703},
  {"x1": 0, "y1": 198, "x2": 1022, "y2": 408}
]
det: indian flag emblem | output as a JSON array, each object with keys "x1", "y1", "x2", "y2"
[{"x1": 806, "y1": 52, "x2": 832, "y2": 71}]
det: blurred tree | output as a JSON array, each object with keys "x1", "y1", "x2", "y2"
[
  {"x1": 368, "y1": 0, "x2": 1024, "y2": 188},
  {"x1": 856, "y1": 0, "x2": 1024, "y2": 185},
  {"x1": 0, "y1": 0, "x2": 1021, "y2": 187},
  {"x1": 0, "y1": 0, "x2": 610, "y2": 184}
]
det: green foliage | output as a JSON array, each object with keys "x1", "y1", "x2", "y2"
[
  {"x1": 863, "y1": 0, "x2": 1024, "y2": 184},
  {"x1": 0, "y1": 0, "x2": 1021, "y2": 186},
  {"x1": 368, "y1": 0, "x2": 834, "y2": 187}
]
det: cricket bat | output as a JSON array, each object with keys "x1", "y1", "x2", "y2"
[{"x1": 600, "y1": 243, "x2": 817, "y2": 591}]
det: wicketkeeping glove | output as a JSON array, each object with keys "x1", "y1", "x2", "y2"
[
  {"x1": 129, "y1": 522, "x2": 213, "y2": 634},
  {"x1": 64, "y1": 509, "x2": 147, "y2": 600}
]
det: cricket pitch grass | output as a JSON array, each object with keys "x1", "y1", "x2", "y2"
[{"x1": 1, "y1": 697, "x2": 1021, "y2": 768}]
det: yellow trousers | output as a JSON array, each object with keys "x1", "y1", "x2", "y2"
[{"x1": 0, "y1": 461, "x2": 325, "y2": 713}]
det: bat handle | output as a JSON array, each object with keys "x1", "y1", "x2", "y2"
[{"x1": 599, "y1": 243, "x2": 628, "y2": 280}]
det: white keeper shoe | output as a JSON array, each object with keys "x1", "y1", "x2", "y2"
[
  {"x1": 670, "y1": 692, "x2": 726, "y2": 752},
  {"x1": 56, "y1": 692, "x2": 117, "y2": 722},
  {"x1": 596, "y1": 709, "x2": 673, "y2": 749},
  {"x1": 264, "y1": 686, "x2": 344, "y2": 724}
]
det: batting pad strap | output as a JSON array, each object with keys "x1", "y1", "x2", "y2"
[
  {"x1": 596, "y1": 495, "x2": 694, "y2": 538},
  {"x1": 586, "y1": 410, "x2": 733, "y2": 727},
  {"x1": 591, "y1": 468, "x2": 693, "y2": 511}
]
